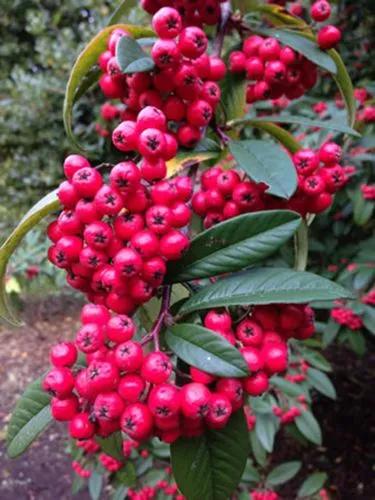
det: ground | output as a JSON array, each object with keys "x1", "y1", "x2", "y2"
[{"x1": 0, "y1": 296, "x2": 374, "y2": 500}]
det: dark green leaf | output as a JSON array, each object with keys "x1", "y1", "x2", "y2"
[
  {"x1": 219, "y1": 71, "x2": 247, "y2": 123},
  {"x1": 299, "y1": 348, "x2": 332, "y2": 372},
  {"x1": 116, "y1": 35, "x2": 155, "y2": 74},
  {"x1": 322, "y1": 320, "x2": 341, "y2": 347},
  {"x1": 89, "y1": 471, "x2": 103, "y2": 500},
  {"x1": 297, "y1": 472, "x2": 327, "y2": 498},
  {"x1": 351, "y1": 188, "x2": 374, "y2": 226},
  {"x1": 307, "y1": 368, "x2": 336, "y2": 399},
  {"x1": 363, "y1": 306, "x2": 375, "y2": 335},
  {"x1": 115, "y1": 462, "x2": 137, "y2": 487},
  {"x1": 165, "y1": 324, "x2": 249, "y2": 377},
  {"x1": 229, "y1": 139, "x2": 297, "y2": 199},
  {"x1": 7, "y1": 377, "x2": 52, "y2": 458},
  {"x1": 242, "y1": 460, "x2": 261, "y2": 483},
  {"x1": 266, "y1": 461, "x2": 302, "y2": 486},
  {"x1": 329, "y1": 49, "x2": 357, "y2": 127},
  {"x1": 0, "y1": 190, "x2": 59, "y2": 325},
  {"x1": 254, "y1": 28, "x2": 337, "y2": 74},
  {"x1": 255, "y1": 413, "x2": 279, "y2": 452},
  {"x1": 271, "y1": 376, "x2": 308, "y2": 399},
  {"x1": 248, "y1": 115, "x2": 360, "y2": 137},
  {"x1": 249, "y1": 431, "x2": 267, "y2": 466},
  {"x1": 178, "y1": 268, "x2": 352, "y2": 316},
  {"x1": 96, "y1": 432, "x2": 124, "y2": 461},
  {"x1": 347, "y1": 330, "x2": 366, "y2": 356},
  {"x1": 295, "y1": 410, "x2": 322, "y2": 445},
  {"x1": 166, "y1": 211, "x2": 301, "y2": 282},
  {"x1": 171, "y1": 410, "x2": 250, "y2": 500}
]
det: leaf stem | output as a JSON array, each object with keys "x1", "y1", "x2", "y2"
[
  {"x1": 149, "y1": 285, "x2": 172, "y2": 351},
  {"x1": 294, "y1": 220, "x2": 309, "y2": 271},
  {"x1": 213, "y1": 1, "x2": 232, "y2": 57}
]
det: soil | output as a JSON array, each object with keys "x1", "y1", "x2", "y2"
[{"x1": 0, "y1": 295, "x2": 374, "y2": 500}]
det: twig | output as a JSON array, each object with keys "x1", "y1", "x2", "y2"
[
  {"x1": 213, "y1": 1, "x2": 232, "y2": 57},
  {"x1": 148, "y1": 285, "x2": 172, "y2": 351}
]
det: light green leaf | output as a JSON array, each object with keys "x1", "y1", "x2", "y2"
[
  {"x1": 165, "y1": 323, "x2": 249, "y2": 377},
  {"x1": 89, "y1": 471, "x2": 103, "y2": 500},
  {"x1": 298, "y1": 472, "x2": 327, "y2": 498},
  {"x1": 116, "y1": 35, "x2": 154, "y2": 74},
  {"x1": 171, "y1": 410, "x2": 250, "y2": 500},
  {"x1": 307, "y1": 368, "x2": 336, "y2": 399},
  {"x1": 166, "y1": 210, "x2": 301, "y2": 282},
  {"x1": 178, "y1": 268, "x2": 352, "y2": 316},
  {"x1": 229, "y1": 139, "x2": 298, "y2": 199},
  {"x1": 0, "y1": 189, "x2": 59, "y2": 325},
  {"x1": 329, "y1": 49, "x2": 357, "y2": 127},
  {"x1": 295, "y1": 410, "x2": 322, "y2": 445},
  {"x1": 7, "y1": 377, "x2": 52, "y2": 458},
  {"x1": 96, "y1": 432, "x2": 124, "y2": 460},
  {"x1": 266, "y1": 461, "x2": 302, "y2": 486},
  {"x1": 255, "y1": 413, "x2": 279, "y2": 452}
]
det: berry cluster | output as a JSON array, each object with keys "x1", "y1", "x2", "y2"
[
  {"x1": 43, "y1": 302, "x2": 316, "y2": 447},
  {"x1": 99, "y1": 453, "x2": 123, "y2": 472},
  {"x1": 192, "y1": 141, "x2": 347, "y2": 226},
  {"x1": 98, "y1": 9, "x2": 225, "y2": 151},
  {"x1": 229, "y1": 35, "x2": 317, "y2": 103},
  {"x1": 361, "y1": 184, "x2": 375, "y2": 200},
  {"x1": 310, "y1": 0, "x2": 342, "y2": 50},
  {"x1": 331, "y1": 306, "x2": 363, "y2": 330},
  {"x1": 49, "y1": 154, "x2": 192, "y2": 312},
  {"x1": 141, "y1": 0, "x2": 225, "y2": 27},
  {"x1": 71, "y1": 460, "x2": 91, "y2": 478},
  {"x1": 251, "y1": 490, "x2": 279, "y2": 500}
]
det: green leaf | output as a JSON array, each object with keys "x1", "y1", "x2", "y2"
[
  {"x1": 351, "y1": 188, "x2": 374, "y2": 226},
  {"x1": 96, "y1": 432, "x2": 124, "y2": 461},
  {"x1": 108, "y1": 0, "x2": 137, "y2": 25},
  {"x1": 322, "y1": 320, "x2": 341, "y2": 347},
  {"x1": 307, "y1": 368, "x2": 336, "y2": 399},
  {"x1": 347, "y1": 330, "x2": 366, "y2": 357},
  {"x1": 112, "y1": 485, "x2": 129, "y2": 500},
  {"x1": 63, "y1": 24, "x2": 154, "y2": 153},
  {"x1": 248, "y1": 115, "x2": 360, "y2": 137},
  {"x1": 115, "y1": 462, "x2": 137, "y2": 487},
  {"x1": 0, "y1": 190, "x2": 59, "y2": 325},
  {"x1": 178, "y1": 268, "x2": 352, "y2": 316},
  {"x1": 229, "y1": 139, "x2": 298, "y2": 199},
  {"x1": 242, "y1": 460, "x2": 261, "y2": 483},
  {"x1": 116, "y1": 35, "x2": 154, "y2": 74},
  {"x1": 219, "y1": 71, "x2": 247, "y2": 123},
  {"x1": 72, "y1": 476, "x2": 86, "y2": 495},
  {"x1": 166, "y1": 211, "x2": 301, "y2": 282},
  {"x1": 243, "y1": 120, "x2": 302, "y2": 153},
  {"x1": 254, "y1": 28, "x2": 337, "y2": 74},
  {"x1": 266, "y1": 461, "x2": 302, "y2": 486},
  {"x1": 295, "y1": 410, "x2": 322, "y2": 445},
  {"x1": 7, "y1": 377, "x2": 52, "y2": 458},
  {"x1": 363, "y1": 306, "x2": 375, "y2": 335},
  {"x1": 165, "y1": 324, "x2": 249, "y2": 377},
  {"x1": 271, "y1": 376, "x2": 308, "y2": 399},
  {"x1": 299, "y1": 348, "x2": 332, "y2": 372},
  {"x1": 89, "y1": 471, "x2": 103, "y2": 500},
  {"x1": 297, "y1": 472, "x2": 327, "y2": 498},
  {"x1": 249, "y1": 431, "x2": 267, "y2": 466},
  {"x1": 255, "y1": 413, "x2": 279, "y2": 452},
  {"x1": 329, "y1": 49, "x2": 357, "y2": 127},
  {"x1": 171, "y1": 410, "x2": 250, "y2": 500},
  {"x1": 165, "y1": 141, "x2": 220, "y2": 178}
]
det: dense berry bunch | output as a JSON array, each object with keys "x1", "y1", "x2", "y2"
[
  {"x1": 141, "y1": 0, "x2": 225, "y2": 27},
  {"x1": 229, "y1": 35, "x2": 318, "y2": 103},
  {"x1": 43, "y1": 301, "x2": 315, "y2": 447},
  {"x1": 98, "y1": 9, "x2": 226, "y2": 151},
  {"x1": 49, "y1": 154, "x2": 192, "y2": 313},
  {"x1": 251, "y1": 490, "x2": 279, "y2": 500},
  {"x1": 331, "y1": 306, "x2": 363, "y2": 330},
  {"x1": 192, "y1": 141, "x2": 348, "y2": 225}
]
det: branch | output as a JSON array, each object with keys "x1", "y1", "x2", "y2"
[
  {"x1": 213, "y1": 1, "x2": 232, "y2": 57},
  {"x1": 148, "y1": 285, "x2": 172, "y2": 351},
  {"x1": 294, "y1": 220, "x2": 309, "y2": 271}
]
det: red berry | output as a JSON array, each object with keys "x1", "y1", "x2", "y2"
[
  {"x1": 114, "y1": 341, "x2": 143, "y2": 372},
  {"x1": 243, "y1": 35, "x2": 263, "y2": 57},
  {"x1": 229, "y1": 51, "x2": 247, "y2": 73},
  {"x1": 241, "y1": 347, "x2": 264, "y2": 372},
  {"x1": 51, "y1": 396, "x2": 78, "y2": 421},
  {"x1": 262, "y1": 343, "x2": 288, "y2": 374},
  {"x1": 317, "y1": 25, "x2": 341, "y2": 50},
  {"x1": 81, "y1": 303, "x2": 110, "y2": 325},
  {"x1": 148, "y1": 383, "x2": 180, "y2": 419},
  {"x1": 142, "y1": 256, "x2": 166, "y2": 286},
  {"x1": 112, "y1": 121, "x2": 137, "y2": 152},
  {"x1": 141, "y1": 352, "x2": 172, "y2": 384},
  {"x1": 206, "y1": 392, "x2": 232, "y2": 429},
  {"x1": 114, "y1": 213, "x2": 144, "y2": 241},
  {"x1": 63, "y1": 155, "x2": 91, "y2": 180},
  {"x1": 163, "y1": 95, "x2": 186, "y2": 121},
  {"x1": 302, "y1": 175, "x2": 326, "y2": 196},
  {"x1": 94, "y1": 392, "x2": 125, "y2": 420},
  {"x1": 204, "y1": 309, "x2": 232, "y2": 333},
  {"x1": 75, "y1": 199, "x2": 99, "y2": 224},
  {"x1": 87, "y1": 360, "x2": 119, "y2": 393},
  {"x1": 109, "y1": 161, "x2": 141, "y2": 193},
  {"x1": 242, "y1": 371, "x2": 269, "y2": 396},
  {"x1": 76, "y1": 323, "x2": 105, "y2": 354},
  {"x1": 259, "y1": 37, "x2": 281, "y2": 61},
  {"x1": 319, "y1": 142, "x2": 342, "y2": 165},
  {"x1": 72, "y1": 167, "x2": 103, "y2": 198},
  {"x1": 131, "y1": 230, "x2": 159, "y2": 258},
  {"x1": 118, "y1": 374, "x2": 145, "y2": 404},
  {"x1": 159, "y1": 230, "x2": 190, "y2": 260},
  {"x1": 190, "y1": 367, "x2": 216, "y2": 385},
  {"x1": 151, "y1": 39, "x2": 180, "y2": 69},
  {"x1": 264, "y1": 60, "x2": 286, "y2": 84},
  {"x1": 84, "y1": 221, "x2": 113, "y2": 250},
  {"x1": 121, "y1": 403, "x2": 153, "y2": 440},
  {"x1": 107, "y1": 315, "x2": 136, "y2": 343},
  {"x1": 114, "y1": 248, "x2": 143, "y2": 278},
  {"x1": 310, "y1": 0, "x2": 331, "y2": 22},
  {"x1": 178, "y1": 27, "x2": 207, "y2": 59},
  {"x1": 69, "y1": 413, "x2": 95, "y2": 439},
  {"x1": 208, "y1": 56, "x2": 227, "y2": 81},
  {"x1": 236, "y1": 320, "x2": 263, "y2": 346},
  {"x1": 177, "y1": 124, "x2": 201, "y2": 148},
  {"x1": 43, "y1": 367, "x2": 75, "y2": 397},
  {"x1": 137, "y1": 106, "x2": 167, "y2": 133},
  {"x1": 146, "y1": 205, "x2": 173, "y2": 235},
  {"x1": 180, "y1": 383, "x2": 211, "y2": 419},
  {"x1": 245, "y1": 57, "x2": 264, "y2": 80},
  {"x1": 293, "y1": 149, "x2": 320, "y2": 176},
  {"x1": 216, "y1": 378, "x2": 244, "y2": 411},
  {"x1": 50, "y1": 342, "x2": 77, "y2": 367},
  {"x1": 57, "y1": 181, "x2": 79, "y2": 209}
]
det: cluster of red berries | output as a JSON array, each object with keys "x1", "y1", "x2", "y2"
[
  {"x1": 71, "y1": 460, "x2": 91, "y2": 478},
  {"x1": 362, "y1": 289, "x2": 375, "y2": 306},
  {"x1": 99, "y1": 9, "x2": 226, "y2": 151},
  {"x1": 310, "y1": 0, "x2": 342, "y2": 50},
  {"x1": 141, "y1": 0, "x2": 225, "y2": 27},
  {"x1": 251, "y1": 490, "x2": 279, "y2": 500},
  {"x1": 229, "y1": 34, "x2": 318, "y2": 103},
  {"x1": 331, "y1": 306, "x2": 363, "y2": 330},
  {"x1": 361, "y1": 184, "x2": 375, "y2": 200},
  {"x1": 48, "y1": 154, "x2": 192, "y2": 313},
  {"x1": 99, "y1": 452, "x2": 123, "y2": 472},
  {"x1": 43, "y1": 302, "x2": 316, "y2": 446},
  {"x1": 192, "y1": 141, "x2": 347, "y2": 225}
]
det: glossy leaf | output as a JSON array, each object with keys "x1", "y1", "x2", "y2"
[
  {"x1": 298, "y1": 472, "x2": 327, "y2": 498},
  {"x1": 7, "y1": 377, "x2": 52, "y2": 458},
  {"x1": 329, "y1": 49, "x2": 357, "y2": 127},
  {"x1": 248, "y1": 115, "x2": 360, "y2": 137},
  {"x1": 166, "y1": 211, "x2": 301, "y2": 282},
  {"x1": 63, "y1": 24, "x2": 153, "y2": 153},
  {"x1": 96, "y1": 432, "x2": 124, "y2": 460},
  {"x1": 266, "y1": 461, "x2": 302, "y2": 486},
  {"x1": 253, "y1": 28, "x2": 337, "y2": 74},
  {"x1": 295, "y1": 410, "x2": 322, "y2": 445},
  {"x1": 271, "y1": 376, "x2": 308, "y2": 400},
  {"x1": 116, "y1": 35, "x2": 154, "y2": 74},
  {"x1": 165, "y1": 324, "x2": 249, "y2": 377},
  {"x1": 178, "y1": 268, "x2": 352, "y2": 316},
  {"x1": 229, "y1": 139, "x2": 298, "y2": 199},
  {"x1": 255, "y1": 413, "x2": 279, "y2": 452},
  {"x1": 307, "y1": 368, "x2": 336, "y2": 399},
  {"x1": 0, "y1": 190, "x2": 59, "y2": 325},
  {"x1": 171, "y1": 410, "x2": 249, "y2": 500},
  {"x1": 89, "y1": 471, "x2": 103, "y2": 500}
]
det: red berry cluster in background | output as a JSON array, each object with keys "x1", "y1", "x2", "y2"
[
  {"x1": 98, "y1": 9, "x2": 226, "y2": 151},
  {"x1": 192, "y1": 141, "x2": 348, "y2": 226},
  {"x1": 251, "y1": 490, "x2": 279, "y2": 500},
  {"x1": 331, "y1": 305, "x2": 363, "y2": 330},
  {"x1": 229, "y1": 35, "x2": 318, "y2": 103},
  {"x1": 49, "y1": 154, "x2": 191, "y2": 312},
  {"x1": 43, "y1": 302, "x2": 315, "y2": 446},
  {"x1": 141, "y1": 0, "x2": 226, "y2": 27}
]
